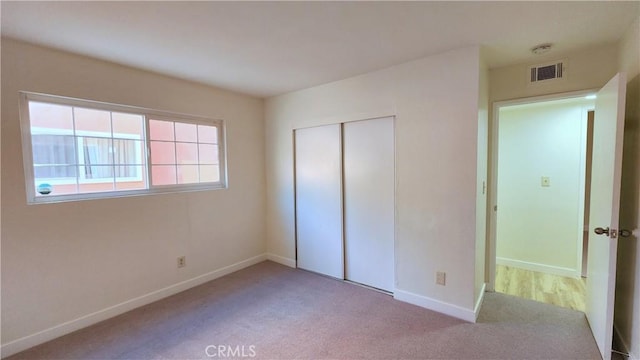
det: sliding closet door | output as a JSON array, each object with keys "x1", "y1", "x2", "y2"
[
  {"x1": 294, "y1": 124, "x2": 344, "y2": 279},
  {"x1": 343, "y1": 117, "x2": 395, "y2": 292}
]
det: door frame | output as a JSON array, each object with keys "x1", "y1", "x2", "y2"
[{"x1": 486, "y1": 89, "x2": 598, "y2": 291}]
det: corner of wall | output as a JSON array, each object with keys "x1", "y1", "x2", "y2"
[
  {"x1": 475, "y1": 48, "x2": 490, "y2": 302},
  {"x1": 266, "y1": 253, "x2": 296, "y2": 268},
  {"x1": 394, "y1": 289, "x2": 478, "y2": 323},
  {"x1": 474, "y1": 282, "x2": 487, "y2": 323},
  {"x1": 617, "y1": 16, "x2": 640, "y2": 79}
]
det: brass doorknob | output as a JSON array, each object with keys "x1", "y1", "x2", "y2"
[{"x1": 594, "y1": 227, "x2": 632, "y2": 238}]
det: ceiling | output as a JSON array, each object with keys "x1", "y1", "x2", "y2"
[{"x1": 1, "y1": 1, "x2": 638, "y2": 98}]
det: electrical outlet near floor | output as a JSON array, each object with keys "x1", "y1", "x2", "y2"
[
  {"x1": 177, "y1": 256, "x2": 186, "y2": 268},
  {"x1": 436, "y1": 271, "x2": 446, "y2": 286},
  {"x1": 541, "y1": 176, "x2": 551, "y2": 187}
]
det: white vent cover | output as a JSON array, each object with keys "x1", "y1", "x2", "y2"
[{"x1": 529, "y1": 61, "x2": 565, "y2": 83}]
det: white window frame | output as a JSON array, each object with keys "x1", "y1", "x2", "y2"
[{"x1": 19, "y1": 91, "x2": 227, "y2": 204}]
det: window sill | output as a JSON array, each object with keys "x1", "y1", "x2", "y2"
[{"x1": 28, "y1": 183, "x2": 227, "y2": 205}]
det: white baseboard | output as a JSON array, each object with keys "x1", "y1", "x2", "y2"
[
  {"x1": 496, "y1": 257, "x2": 579, "y2": 278},
  {"x1": 266, "y1": 253, "x2": 296, "y2": 268},
  {"x1": 0, "y1": 253, "x2": 268, "y2": 359},
  {"x1": 474, "y1": 283, "x2": 486, "y2": 322},
  {"x1": 394, "y1": 289, "x2": 476, "y2": 323}
]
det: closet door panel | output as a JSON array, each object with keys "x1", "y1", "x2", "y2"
[
  {"x1": 294, "y1": 124, "x2": 344, "y2": 279},
  {"x1": 343, "y1": 117, "x2": 394, "y2": 292}
]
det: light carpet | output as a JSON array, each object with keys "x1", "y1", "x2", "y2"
[{"x1": 6, "y1": 261, "x2": 601, "y2": 359}]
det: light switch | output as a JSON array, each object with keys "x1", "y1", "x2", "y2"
[{"x1": 541, "y1": 176, "x2": 550, "y2": 187}]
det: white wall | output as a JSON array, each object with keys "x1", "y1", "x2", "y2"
[
  {"x1": 615, "y1": 15, "x2": 640, "y2": 360},
  {"x1": 0, "y1": 39, "x2": 266, "y2": 355},
  {"x1": 265, "y1": 46, "x2": 486, "y2": 321},
  {"x1": 496, "y1": 99, "x2": 592, "y2": 277}
]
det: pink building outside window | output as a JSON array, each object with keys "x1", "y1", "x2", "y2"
[{"x1": 149, "y1": 119, "x2": 220, "y2": 186}]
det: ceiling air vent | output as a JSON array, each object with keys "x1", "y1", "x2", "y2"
[{"x1": 529, "y1": 61, "x2": 565, "y2": 84}]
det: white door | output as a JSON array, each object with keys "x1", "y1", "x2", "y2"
[
  {"x1": 585, "y1": 73, "x2": 627, "y2": 360},
  {"x1": 295, "y1": 124, "x2": 344, "y2": 279},
  {"x1": 343, "y1": 117, "x2": 395, "y2": 292}
]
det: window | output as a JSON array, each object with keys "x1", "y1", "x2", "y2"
[
  {"x1": 148, "y1": 119, "x2": 220, "y2": 185},
  {"x1": 20, "y1": 92, "x2": 226, "y2": 204}
]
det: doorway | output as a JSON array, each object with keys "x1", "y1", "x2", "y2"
[
  {"x1": 490, "y1": 92, "x2": 595, "y2": 311},
  {"x1": 487, "y1": 74, "x2": 627, "y2": 360}
]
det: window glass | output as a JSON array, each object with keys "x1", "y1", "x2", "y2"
[
  {"x1": 176, "y1": 142, "x2": 198, "y2": 164},
  {"x1": 151, "y1": 165, "x2": 177, "y2": 186},
  {"x1": 115, "y1": 165, "x2": 147, "y2": 190},
  {"x1": 177, "y1": 165, "x2": 199, "y2": 184},
  {"x1": 198, "y1": 125, "x2": 218, "y2": 143},
  {"x1": 21, "y1": 93, "x2": 225, "y2": 204},
  {"x1": 29, "y1": 101, "x2": 73, "y2": 131},
  {"x1": 149, "y1": 119, "x2": 174, "y2": 141},
  {"x1": 150, "y1": 141, "x2": 176, "y2": 164},
  {"x1": 175, "y1": 122, "x2": 197, "y2": 142},
  {"x1": 199, "y1": 165, "x2": 220, "y2": 182},
  {"x1": 74, "y1": 107, "x2": 111, "y2": 136},
  {"x1": 149, "y1": 118, "x2": 222, "y2": 187},
  {"x1": 198, "y1": 144, "x2": 219, "y2": 164},
  {"x1": 113, "y1": 112, "x2": 144, "y2": 137}
]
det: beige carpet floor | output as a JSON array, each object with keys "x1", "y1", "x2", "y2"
[{"x1": 6, "y1": 261, "x2": 601, "y2": 359}]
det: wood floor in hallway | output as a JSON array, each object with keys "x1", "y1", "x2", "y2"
[{"x1": 495, "y1": 264, "x2": 587, "y2": 311}]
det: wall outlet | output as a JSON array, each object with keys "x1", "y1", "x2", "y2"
[
  {"x1": 177, "y1": 256, "x2": 186, "y2": 268},
  {"x1": 541, "y1": 176, "x2": 550, "y2": 187},
  {"x1": 436, "y1": 271, "x2": 446, "y2": 286}
]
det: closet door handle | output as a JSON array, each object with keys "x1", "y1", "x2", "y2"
[{"x1": 594, "y1": 227, "x2": 610, "y2": 236}]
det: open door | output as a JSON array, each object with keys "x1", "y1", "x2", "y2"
[{"x1": 585, "y1": 72, "x2": 627, "y2": 360}]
